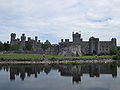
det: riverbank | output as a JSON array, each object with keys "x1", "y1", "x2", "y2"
[
  {"x1": 0, "y1": 54, "x2": 113, "y2": 59},
  {"x1": 0, "y1": 59, "x2": 115, "y2": 64},
  {"x1": 0, "y1": 54, "x2": 115, "y2": 64}
]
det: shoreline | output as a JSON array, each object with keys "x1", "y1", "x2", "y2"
[
  {"x1": 0, "y1": 54, "x2": 115, "y2": 64},
  {"x1": 0, "y1": 59, "x2": 116, "y2": 64}
]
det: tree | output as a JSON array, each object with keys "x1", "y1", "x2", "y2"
[
  {"x1": 113, "y1": 52, "x2": 120, "y2": 60},
  {"x1": 41, "y1": 44, "x2": 51, "y2": 50},
  {"x1": 0, "y1": 42, "x2": 4, "y2": 51},
  {"x1": 3, "y1": 43, "x2": 10, "y2": 51},
  {"x1": 110, "y1": 46, "x2": 118, "y2": 55},
  {"x1": 10, "y1": 44, "x2": 19, "y2": 51},
  {"x1": 117, "y1": 46, "x2": 120, "y2": 51},
  {"x1": 25, "y1": 42, "x2": 33, "y2": 51}
]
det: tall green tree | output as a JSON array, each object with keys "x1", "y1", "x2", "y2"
[
  {"x1": 25, "y1": 42, "x2": 33, "y2": 51},
  {"x1": 10, "y1": 44, "x2": 19, "y2": 51},
  {"x1": 110, "y1": 46, "x2": 118, "y2": 55},
  {"x1": 117, "y1": 46, "x2": 120, "y2": 51},
  {"x1": 0, "y1": 42, "x2": 4, "y2": 51},
  {"x1": 3, "y1": 43, "x2": 10, "y2": 51},
  {"x1": 41, "y1": 44, "x2": 51, "y2": 50}
]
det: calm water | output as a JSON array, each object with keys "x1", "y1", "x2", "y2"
[{"x1": 0, "y1": 63, "x2": 120, "y2": 90}]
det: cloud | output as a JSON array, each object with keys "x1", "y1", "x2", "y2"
[
  {"x1": 87, "y1": 17, "x2": 112, "y2": 23},
  {"x1": 0, "y1": 0, "x2": 119, "y2": 45}
]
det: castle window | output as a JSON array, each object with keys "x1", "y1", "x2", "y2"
[
  {"x1": 100, "y1": 49, "x2": 101, "y2": 51},
  {"x1": 106, "y1": 49, "x2": 108, "y2": 51}
]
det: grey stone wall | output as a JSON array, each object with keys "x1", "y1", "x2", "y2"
[
  {"x1": 98, "y1": 41, "x2": 113, "y2": 55},
  {"x1": 58, "y1": 44, "x2": 82, "y2": 56},
  {"x1": 81, "y1": 41, "x2": 89, "y2": 55},
  {"x1": 9, "y1": 32, "x2": 117, "y2": 56}
]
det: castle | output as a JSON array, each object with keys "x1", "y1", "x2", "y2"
[{"x1": 10, "y1": 32, "x2": 117, "y2": 56}]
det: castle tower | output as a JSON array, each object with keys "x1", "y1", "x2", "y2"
[
  {"x1": 38, "y1": 40, "x2": 40, "y2": 43},
  {"x1": 35, "y1": 36, "x2": 38, "y2": 42},
  {"x1": 111, "y1": 38, "x2": 117, "y2": 46},
  {"x1": 10, "y1": 33, "x2": 17, "y2": 45},
  {"x1": 21, "y1": 34, "x2": 26, "y2": 41},
  {"x1": 89, "y1": 37, "x2": 99, "y2": 55},
  {"x1": 11, "y1": 33, "x2": 16, "y2": 42},
  {"x1": 72, "y1": 32, "x2": 81, "y2": 43},
  {"x1": 61, "y1": 39, "x2": 64, "y2": 42},
  {"x1": 20, "y1": 33, "x2": 26, "y2": 47},
  {"x1": 28, "y1": 37, "x2": 31, "y2": 42}
]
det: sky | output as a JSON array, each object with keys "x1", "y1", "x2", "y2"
[{"x1": 0, "y1": 0, "x2": 120, "y2": 45}]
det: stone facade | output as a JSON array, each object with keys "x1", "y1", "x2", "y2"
[
  {"x1": 10, "y1": 33, "x2": 43, "y2": 51},
  {"x1": 59, "y1": 32, "x2": 117, "y2": 56},
  {"x1": 10, "y1": 32, "x2": 117, "y2": 56}
]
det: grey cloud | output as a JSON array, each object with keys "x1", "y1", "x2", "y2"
[{"x1": 0, "y1": 0, "x2": 119, "y2": 45}]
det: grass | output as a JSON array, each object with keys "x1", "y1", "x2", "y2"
[{"x1": 0, "y1": 54, "x2": 113, "y2": 60}]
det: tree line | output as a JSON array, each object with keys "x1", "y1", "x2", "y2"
[{"x1": 0, "y1": 42, "x2": 33, "y2": 51}]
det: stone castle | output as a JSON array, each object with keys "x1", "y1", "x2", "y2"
[{"x1": 10, "y1": 32, "x2": 117, "y2": 56}]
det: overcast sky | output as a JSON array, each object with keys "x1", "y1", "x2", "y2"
[{"x1": 0, "y1": 0, "x2": 120, "y2": 45}]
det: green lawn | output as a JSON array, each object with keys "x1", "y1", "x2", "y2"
[{"x1": 0, "y1": 54, "x2": 113, "y2": 60}]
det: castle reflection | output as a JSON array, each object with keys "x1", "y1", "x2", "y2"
[
  {"x1": 59, "y1": 64, "x2": 117, "y2": 84},
  {"x1": 0, "y1": 63, "x2": 117, "y2": 84}
]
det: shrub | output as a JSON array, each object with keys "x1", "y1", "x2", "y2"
[
  {"x1": 0, "y1": 42, "x2": 4, "y2": 51},
  {"x1": 25, "y1": 42, "x2": 33, "y2": 51},
  {"x1": 10, "y1": 44, "x2": 19, "y2": 51},
  {"x1": 41, "y1": 44, "x2": 51, "y2": 50},
  {"x1": 110, "y1": 46, "x2": 118, "y2": 55},
  {"x1": 113, "y1": 52, "x2": 120, "y2": 60},
  {"x1": 3, "y1": 43, "x2": 10, "y2": 51}
]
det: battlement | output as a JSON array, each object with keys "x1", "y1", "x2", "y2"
[{"x1": 9, "y1": 32, "x2": 117, "y2": 56}]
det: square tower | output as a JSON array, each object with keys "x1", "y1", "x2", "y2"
[{"x1": 72, "y1": 32, "x2": 81, "y2": 43}]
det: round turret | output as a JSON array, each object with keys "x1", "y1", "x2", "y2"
[
  {"x1": 21, "y1": 33, "x2": 26, "y2": 41},
  {"x1": 28, "y1": 37, "x2": 31, "y2": 41},
  {"x1": 111, "y1": 38, "x2": 117, "y2": 46},
  {"x1": 11, "y1": 33, "x2": 16, "y2": 41},
  {"x1": 35, "y1": 36, "x2": 38, "y2": 42}
]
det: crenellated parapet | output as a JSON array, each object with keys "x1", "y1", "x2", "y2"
[
  {"x1": 9, "y1": 32, "x2": 117, "y2": 56},
  {"x1": 10, "y1": 33, "x2": 44, "y2": 51},
  {"x1": 59, "y1": 32, "x2": 117, "y2": 56}
]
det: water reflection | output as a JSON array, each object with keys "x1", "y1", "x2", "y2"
[
  {"x1": 0, "y1": 63, "x2": 117, "y2": 84},
  {"x1": 59, "y1": 64, "x2": 117, "y2": 84}
]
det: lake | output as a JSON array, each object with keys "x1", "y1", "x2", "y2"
[{"x1": 0, "y1": 63, "x2": 119, "y2": 90}]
